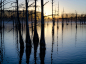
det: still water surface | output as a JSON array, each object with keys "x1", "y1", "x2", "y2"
[{"x1": 0, "y1": 22, "x2": 86, "y2": 64}]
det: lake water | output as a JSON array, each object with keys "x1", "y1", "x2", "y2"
[{"x1": 0, "y1": 21, "x2": 86, "y2": 64}]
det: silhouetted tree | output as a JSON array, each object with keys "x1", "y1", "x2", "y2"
[
  {"x1": 16, "y1": 0, "x2": 24, "y2": 49},
  {"x1": 33, "y1": 0, "x2": 39, "y2": 43},
  {"x1": 26, "y1": 43, "x2": 32, "y2": 64},
  {"x1": 66, "y1": 14, "x2": 68, "y2": 25},
  {"x1": 71, "y1": 15, "x2": 72, "y2": 25},
  {"x1": 3, "y1": 0, "x2": 4, "y2": 28},
  {"x1": 84, "y1": 15, "x2": 86, "y2": 24},
  {"x1": 40, "y1": 43, "x2": 46, "y2": 64},
  {"x1": 76, "y1": 13, "x2": 77, "y2": 28},
  {"x1": 40, "y1": 0, "x2": 46, "y2": 48},
  {"x1": 62, "y1": 14, "x2": 64, "y2": 28},
  {"x1": 0, "y1": 28, "x2": 3, "y2": 63},
  {"x1": 19, "y1": 34, "x2": 24, "y2": 64},
  {"x1": 0, "y1": 0, "x2": 2, "y2": 29},
  {"x1": 25, "y1": 0, "x2": 31, "y2": 46},
  {"x1": 33, "y1": 29, "x2": 39, "y2": 64}
]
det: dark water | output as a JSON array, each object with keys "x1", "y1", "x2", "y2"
[{"x1": 0, "y1": 22, "x2": 86, "y2": 64}]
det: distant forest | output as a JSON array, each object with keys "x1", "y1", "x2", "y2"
[{"x1": 0, "y1": 10, "x2": 86, "y2": 22}]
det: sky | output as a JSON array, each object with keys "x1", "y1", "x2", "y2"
[
  {"x1": 4, "y1": 0, "x2": 86, "y2": 17},
  {"x1": 43, "y1": 0, "x2": 86, "y2": 17}
]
